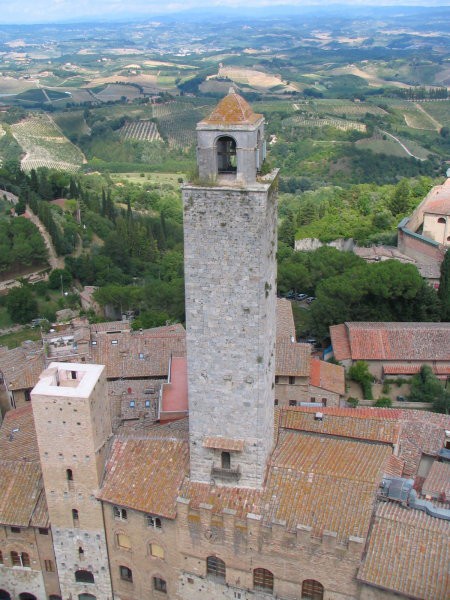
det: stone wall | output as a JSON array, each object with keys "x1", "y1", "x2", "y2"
[{"x1": 183, "y1": 176, "x2": 278, "y2": 489}]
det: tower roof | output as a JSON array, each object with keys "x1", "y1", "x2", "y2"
[{"x1": 200, "y1": 88, "x2": 262, "y2": 126}]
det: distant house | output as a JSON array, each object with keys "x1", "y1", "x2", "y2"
[{"x1": 330, "y1": 321, "x2": 450, "y2": 382}]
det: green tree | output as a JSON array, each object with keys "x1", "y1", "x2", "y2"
[
  {"x1": 409, "y1": 365, "x2": 446, "y2": 405},
  {"x1": 348, "y1": 360, "x2": 374, "y2": 400},
  {"x1": 388, "y1": 179, "x2": 411, "y2": 216},
  {"x1": 5, "y1": 284, "x2": 38, "y2": 324},
  {"x1": 438, "y1": 250, "x2": 450, "y2": 321},
  {"x1": 48, "y1": 269, "x2": 73, "y2": 291}
]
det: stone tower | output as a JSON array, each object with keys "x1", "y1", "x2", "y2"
[
  {"x1": 31, "y1": 363, "x2": 113, "y2": 600},
  {"x1": 183, "y1": 90, "x2": 278, "y2": 489}
]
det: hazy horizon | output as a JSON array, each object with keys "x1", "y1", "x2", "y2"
[{"x1": 1, "y1": 1, "x2": 450, "y2": 25}]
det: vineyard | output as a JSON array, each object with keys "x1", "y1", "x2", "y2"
[
  {"x1": 401, "y1": 106, "x2": 437, "y2": 130},
  {"x1": 306, "y1": 99, "x2": 388, "y2": 117},
  {"x1": 284, "y1": 114, "x2": 366, "y2": 132},
  {"x1": 120, "y1": 120, "x2": 162, "y2": 142},
  {"x1": 151, "y1": 101, "x2": 212, "y2": 149},
  {"x1": 11, "y1": 114, "x2": 85, "y2": 173}
]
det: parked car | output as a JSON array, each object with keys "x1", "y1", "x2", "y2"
[
  {"x1": 296, "y1": 293, "x2": 308, "y2": 301},
  {"x1": 284, "y1": 291, "x2": 296, "y2": 299},
  {"x1": 306, "y1": 296, "x2": 316, "y2": 304}
]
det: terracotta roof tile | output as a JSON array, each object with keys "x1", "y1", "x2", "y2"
[
  {"x1": 179, "y1": 482, "x2": 262, "y2": 520},
  {"x1": 30, "y1": 489, "x2": 49, "y2": 528},
  {"x1": 90, "y1": 320, "x2": 131, "y2": 333},
  {"x1": 275, "y1": 340, "x2": 310, "y2": 377},
  {"x1": 98, "y1": 436, "x2": 189, "y2": 518},
  {"x1": 422, "y1": 177, "x2": 450, "y2": 216},
  {"x1": 422, "y1": 461, "x2": 450, "y2": 500},
  {"x1": 383, "y1": 454, "x2": 405, "y2": 478},
  {"x1": 203, "y1": 437, "x2": 245, "y2": 451},
  {"x1": 200, "y1": 89, "x2": 262, "y2": 126},
  {"x1": 281, "y1": 406, "x2": 400, "y2": 444},
  {"x1": 310, "y1": 359, "x2": 345, "y2": 395},
  {"x1": 334, "y1": 322, "x2": 450, "y2": 362},
  {"x1": 0, "y1": 405, "x2": 39, "y2": 461},
  {"x1": 0, "y1": 461, "x2": 43, "y2": 526},
  {"x1": 383, "y1": 363, "x2": 450, "y2": 376},
  {"x1": 0, "y1": 344, "x2": 45, "y2": 391},
  {"x1": 276, "y1": 298, "x2": 296, "y2": 340},
  {"x1": 329, "y1": 324, "x2": 351, "y2": 361},
  {"x1": 358, "y1": 502, "x2": 450, "y2": 600}
]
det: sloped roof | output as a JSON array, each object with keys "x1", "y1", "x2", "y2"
[
  {"x1": 422, "y1": 461, "x2": 450, "y2": 499},
  {"x1": 422, "y1": 177, "x2": 450, "y2": 216},
  {"x1": 358, "y1": 502, "x2": 450, "y2": 600},
  {"x1": 98, "y1": 436, "x2": 189, "y2": 518},
  {"x1": 0, "y1": 343, "x2": 45, "y2": 391},
  {"x1": 200, "y1": 89, "x2": 262, "y2": 126},
  {"x1": 309, "y1": 359, "x2": 345, "y2": 395},
  {"x1": 276, "y1": 298, "x2": 296, "y2": 340},
  {"x1": 281, "y1": 406, "x2": 400, "y2": 445},
  {"x1": 331, "y1": 322, "x2": 450, "y2": 362},
  {"x1": 0, "y1": 461, "x2": 43, "y2": 526},
  {"x1": 275, "y1": 339, "x2": 310, "y2": 377},
  {"x1": 0, "y1": 404, "x2": 39, "y2": 462}
]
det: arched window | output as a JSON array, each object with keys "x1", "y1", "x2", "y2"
[
  {"x1": 119, "y1": 565, "x2": 133, "y2": 582},
  {"x1": 150, "y1": 543, "x2": 164, "y2": 559},
  {"x1": 75, "y1": 570, "x2": 95, "y2": 584},
  {"x1": 302, "y1": 579, "x2": 324, "y2": 600},
  {"x1": 78, "y1": 595, "x2": 96, "y2": 600},
  {"x1": 438, "y1": 217, "x2": 446, "y2": 224},
  {"x1": 217, "y1": 136, "x2": 237, "y2": 173},
  {"x1": 207, "y1": 556, "x2": 226, "y2": 581},
  {"x1": 49, "y1": 596, "x2": 62, "y2": 600},
  {"x1": 11, "y1": 551, "x2": 30, "y2": 567},
  {"x1": 253, "y1": 568, "x2": 273, "y2": 592},
  {"x1": 221, "y1": 451, "x2": 231, "y2": 470},
  {"x1": 117, "y1": 533, "x2": 131, "y2": 550},
  {"x1": 0, "y1": 591, "x2": 11, "y2": 600},
  {"x1": 19, "y1": 595, "x2": 37, "y2": 600},
  {"x1": 78, "y1": 546, "x2": 84, "y2": 559},
  {"x1": 153, "y1": 577, "x2": 167, "y2": 593},
  {"x1": 72, "y1": 508, "x2": 79, "y2": 527},
  {"x1": 66, "y1": 468, "x2": 73, "y2": 481}
]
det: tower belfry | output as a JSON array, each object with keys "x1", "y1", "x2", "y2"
[{"x1": 183, "y1": 90, "x2": 278, "y2": 489}]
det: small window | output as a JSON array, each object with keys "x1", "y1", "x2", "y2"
[
  {"x1": 119, "y1": 565, "x2": 133, "y2": 582},
  {"x1": 117, "y1": 534, "x2": 131, "y2": 550},
  {"x1": 129, "y1": 400, "x2": 135, "y2": 408},
  {"x1": 10, "y1": 526, "x2": 21, "y2": 533},
  {"x1": 275, "y1": 376, "x2": 279, "y2": 384},
  {"x1": 113, "y1": 506, "x2": 127, "y2": 521},
  {"x1": 221, "y1": 451, "x2": 231, "y2": 470},
  {"x1": 150, "y1": 544, "x2": 165, "y2": 559},
  {"x1": 111, "y1": 340, "x2": 118, "y2": 345},
  {"x1": 138, "y1": 352, "x2": 144, "y2": 359},
  {"x1": 289, "y1": 376, "x2": 295, "y2": 385},
  {"x1": 11, "y1": 551, "x2": 30, "y2": 568},
  {"x1": 322, "y1": 398, "x2": 327, "y2": 407},
  {"x1": 145, "y1": 399, "x2": 151, "y2": 408},
  {"x1": 71, "y1": 371, "x2": 77, "y2": 380},
  {"x1": 49, "y1": 596, "x2": 62, "y2": 600},
  {"x1": 66, "y1": 468, "x2": 73, "y2": 481},
  {"x1": 78, "y1": 595, "x2": 96, "y2": 600},
  {"x1": 289, "y1": 400, "x2": 296, "y2": 407},
  {"x1": 274, "y1": 399, "x2": 279, "y2": 406},
  {"x1": 302, "y1": 579, "x2": 324, "y2": 600},
  {"x1": 207, "y1": 556, "x2": 226, "y2": 581},
  {"x1": 438, "y1": 217, "x2": 446, "y2": 223},
  {"x1": 311, "y1": 397, "x2": 315, "y2": 403},
  {"x1": 153, "y1": 577, "x2": 167, "y2": 593},
  {"x1": 75, "y1": 570, "x2": 95, "y2": 584},
  {"x1": 253, "y1": 568, "x2": 273, "y2": 592},
  {"x1": 72, "y1": 508, "x2": 79, "y2": 526},
  {"x1": 91, "y1": 341, "x2": 97, "y2": 346},
  {"x1": 0, "y1": 551, "x2": 3, "y2": 564},
  {"x1": 38, "y1": 528, "x2": 48, "y2": 535},
  {"x1": 78, "y1": 546, "x2": 84, "y2": 559},
  {"x1": 45, "y1": 559, "x2": 55, "y2": 572},
  {"x1": 147, "y1": 515, "x2": 162, "y2": 529},
  {"x1": 24, "y1": 389, "x2": 31, "y2": 402}
]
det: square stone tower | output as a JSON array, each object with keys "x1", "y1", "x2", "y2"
[
  {"x1": 31, "y1": 363, "x2": 113, "y2": 600},
  {"x1": 183, "y1": 89, "x2": 278, "y2": 489}
]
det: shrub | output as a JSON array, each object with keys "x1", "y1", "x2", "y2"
[
  {"x1": 374, "y1": 397, "x2": 392, "y2": 407},
  {"x1": 347, "y1": 397, "x2": 359, "y2": 408}
]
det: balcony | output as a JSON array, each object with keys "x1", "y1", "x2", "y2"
[{"x1": 211, "y1": 463, "x2": 241, "y2": 481}]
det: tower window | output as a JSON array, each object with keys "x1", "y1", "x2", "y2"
[
  {"x1": 253, "y1": 568, "x2": 273, "y2": 592},
  {"x1": 302, "y1": 579, "x2": 324, "y2": 600},
  {"x1": 207, "y1": 556, "x2": 226, "y2": 581},
  {"x1": 75, "y1": 570, "x2": 95, "y2": 584},
  {"x1": 147, "y1": 514, "x2": 162, "y2": 528},
  {"x1": 437, "y1": 217, "x2": 446, "y2": 223},
  {"x1": 44, "y1": 559, "x2": 55, "y2": 572},
  {"x1": 66, "y1": 468, "x2": 73, "y2": 481},
  {"x1": 78, "y1": 546, "x2": 84, "y2": 559},
  {"x1": 11, "y1": 551, "x2": 30, "y2": 568},
  {"x1": 217, "y1": 136, "x2": 237, "y2": 174},
  {"x1": 72, "y1": 508, "x2": 79, "y2": 527},
  {"x1": 153, "y1": 577, "x2": 167, "y2": 593},
  {"x1": 221, "y1": 452, "x2": 231, "y2": 470}
]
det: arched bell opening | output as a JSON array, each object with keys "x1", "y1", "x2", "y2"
[{"x1": 216, "y1": 136, "x2": 237, "y2": 174}]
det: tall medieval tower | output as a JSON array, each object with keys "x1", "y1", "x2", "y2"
[
  {"x1": 31, "y1": 363, "x2": 113, "y2": 600},
  {"x1": 183, "y1": 90, "x2": 278, "y2": 489}
]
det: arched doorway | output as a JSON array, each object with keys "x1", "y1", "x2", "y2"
[
  {"x1": 302, "y1": 579, "x2": 324, "y2": 600},
  {"x1": 19, "y1": 594, "x2": 37, "y2": 600},
  {"x1": 217, "y1": 136, "x2": 237, "y2": 174},
  {"x1": 0, "y1": 591, "x2": 11, "y2": 600}
]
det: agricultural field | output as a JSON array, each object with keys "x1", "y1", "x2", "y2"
[
  {"x1": 356, "y1": 133, "x2": 431, "y2": 160},
  {"x1": 400, "y1": 105, "x2": 439, "y2": 130},
  {"x1": 120, "y1": 120, "x2": 162, "y2": 142},
  {"x1": 209, "y1": 66, "x2": 298, "y2": 92},
  {"x1": 93, "y1": 83, "x2": 143, "y2": 102},
  {"x1": 419, "y1": 100, "x2": 450, "y2": 127},
  {"x1": 305, "y1": 99, "x2": 388, "y2": 117},
  {"x1": 152, "y1": 101, "x2": 213, "y2": 149},
  {"x1": 110, "y1": 172, "x2": 185, "y2": 186},
  {"x1": 53, "y1": 111, "x2": 91, "y2": 137},
  {"x1": 10, "y1": 113, "x2": 86, "y2": 172},
  {"x1": 283, "y1": 114, "x2": 366, "y2": 132}
]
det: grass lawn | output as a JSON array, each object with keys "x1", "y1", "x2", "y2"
[{"x1": 0, "y1": 326, "x2": 41, "y2": 349}]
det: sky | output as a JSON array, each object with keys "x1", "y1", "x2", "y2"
[{"x1": 0, "y1": 0, "x2": 449, "y2": 24}]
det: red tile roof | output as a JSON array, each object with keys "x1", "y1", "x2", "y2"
[
  {"x1": 331, "y1": 322, "x2": 450, "y2": 362},
  {"x1": 422, "y1": 177, "x2": 450, "y2": 216},
  {"x1": 0, "y1": 461, "x2": 43, "y2": 526},
  {"x1": 309, "y1": 359, "x2": 345, "y2": 395},
  {"x1": 160, "y1": 356, "x2": 188, "y2": 414},
  {"x1": 358, "y1": 502, "x2": 450, "y2": 600},
  {"x1": 281, "y1": 406, "x2": 400, "y2": 444},
  {"x1": 98, "y1": 435, "x2": 189, "y2": 518},
  {"x1": 179, "y1": 482, "x2": 262, "y2": 520},
  {"x1": 0, "y1": 344, "x2": 45, "y2": 391},
  {"x1": 203, "y1": 437, "x2": 245, "y2": 451},
  {"x1": 383, "y1": 363, "x2": 450, "y2": 376},
  {"x1": 422, "y1": 461, "x2": 450, "y2": 500},
  {"x1": 200, "y1": 89, "x2": 262, "y2": 126},
  {"x1": 0, "y1": 405, "x2": 39, "y2": 462},
  {"x1": 276, "y1": 298, "x2": 296, "y2": 340},
  {"x1": 276, "y1": 340, "x2": 310, "y2": 377}
]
